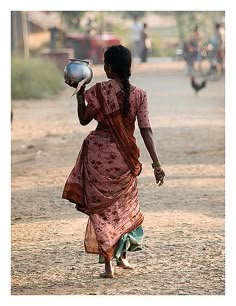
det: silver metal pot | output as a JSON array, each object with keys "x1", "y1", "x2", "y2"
[{"x1": 64, "y1": 59, "x2": 93, "y2": 84}]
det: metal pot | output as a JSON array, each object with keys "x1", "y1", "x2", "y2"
[{"x1": 64, "y1": 59, "x2": 93, "y2": 84}]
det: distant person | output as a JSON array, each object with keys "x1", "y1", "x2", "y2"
[
  {"x1": 85, "y1": 17, "x2": 97, "y2": 37},
  {"x1": 209, "y1": 22, "x2": 225, "y2": 72},
  {"x1": 186, "y1": 25, "x2": 202, "y2": 73},
  {"x1": 140, "y1": 23, "x2": 151, "y2": 63},
  {"x1": 84, "y1": 17, "x2": 97, "y2": 61},
  {"x1": 189, "y1": 25, "x2": 201, "y2": 52},
  {"x1": 131, "y1": 16, "x2": 142, "y2": 57},
  {"x1": 218, "y1": 23, "x2": 225, "y2": 72}
]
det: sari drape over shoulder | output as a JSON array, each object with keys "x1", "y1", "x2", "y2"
[
  {"x1": 62, "y1": 79, "x2": 147, "y2": 260},
  {"x1": 94, "y1": 82, "x2": 142, "y2": 177}
]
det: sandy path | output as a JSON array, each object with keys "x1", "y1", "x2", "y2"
[{"x1": 11, "y1": 62, "x2": 225, "y2": 295}]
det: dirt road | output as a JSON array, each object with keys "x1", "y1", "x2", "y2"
[{"x1": 11, "y1": 62, "x2": 225, "y2": 295}]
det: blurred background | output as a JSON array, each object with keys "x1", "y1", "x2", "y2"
[{"x1": 11, "y1": 11, "x2": 225, "y2": 99}]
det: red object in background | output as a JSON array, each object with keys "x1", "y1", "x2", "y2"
[
  {"x1": 100, "y1": 33, "x2": 121, "y2": 47},
  {"x1": 64, "y1": 32, "x2": 121, "y2": 64}
]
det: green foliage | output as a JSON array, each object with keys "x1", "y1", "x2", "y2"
[
  {"x1": 175, "y1": 11, "x2": 225, "y2": 45},
  {"x1": 149, "y1": 27, "x2": 178, "y2": 57},
  {"x1": 109, "y1": 22, "x2": 132, "y2": 49},
  {"x1": 11, "y1": 57, "x2": 64, "y2": 100},
  {"x1": 121, "y1": 11, "x2": 146, "y2": 19},
  {"x1": 149, "y1": 11, "x2": 224, "y2": 57},
  {"x1": 62, "y1": 11, "x2": 85, "y2": 31}
]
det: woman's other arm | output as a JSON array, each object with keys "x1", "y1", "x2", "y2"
[
  {"x1": 140, "y1": 127, "x2": 165, "y2": 186},
  {"x1": 140, "y1": 127, "x2": 159, "y2": 164},
  {"x1": 136, "y1": 91, "x2": 165, "y2": 185}
]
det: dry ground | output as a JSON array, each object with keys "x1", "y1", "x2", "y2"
[{"x1": 11, "y1": 61, "x2": 225, "y2": 295}]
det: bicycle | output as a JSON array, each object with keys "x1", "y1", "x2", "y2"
[
  {"x1": 186, "y1": 48, "x2": 223, "y2": 81},
  {"x1": 174, "y1": 42, "x2": 224, "y2": 81},
  {"x1": 204, "y1": 45, "x2": 224, "y2": 81}
]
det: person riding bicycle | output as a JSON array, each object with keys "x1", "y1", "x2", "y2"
[
  {"x1": 207, "y1": 22, "x2": 225, "y2": 72},
  {"x1": 185, "y1": 25, "x2": 202, "y2": 74}
]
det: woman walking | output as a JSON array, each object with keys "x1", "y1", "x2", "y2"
[
  {"x1": 140, "y1": 23, "x2": 151, "y2": 62},
  {"x1": 62, "y1": 45, "x2": 165, "y2": 278}
]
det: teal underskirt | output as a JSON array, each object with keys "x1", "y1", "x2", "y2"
[{"x1": 98, "y1": 225, "x2": 144, "y2": 263}]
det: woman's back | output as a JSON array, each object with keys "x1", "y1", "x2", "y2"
[{"x1": 85, "y1": 79, "x2": 151, "y2": 132}]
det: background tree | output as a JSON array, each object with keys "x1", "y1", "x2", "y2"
[
  {"x1": 174, "y1": 11, "x2": 225, "y2": 47},
  {"x1": 121, "y1": 11, "x2": 146, "y2": 19},
  {"x1": 61, "y1": 11, "x2": 86, "y2": 31}
]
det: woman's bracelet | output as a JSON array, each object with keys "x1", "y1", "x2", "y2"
[{"x1": 152, "y1": 161, "x2": 161, "y2": 169}]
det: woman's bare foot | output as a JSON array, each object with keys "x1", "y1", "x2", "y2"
[
  {"x1": 99, "y1": 270, "x2": 114, "y2": 278},
  {"x1": 117, "y1": 257, "x2": 133, "y2": 269},
  {"x1": 100, "y1": 260, "x2": 114, "y2": 278}
]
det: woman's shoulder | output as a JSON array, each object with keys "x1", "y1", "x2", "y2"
[
  {"x1": 130, "y1": 86, "x2": 147, "y2": 110},
  {"x1": 99, "y1": 80, "x2": 113, "y2": 87},
  {"x1": 94, "y1": 80, "x2": 115, "y2": 91},
  {"x1": 85, "y1": 80, "x2": 109, "y2": 95},
  {"x1": 86, "y1": 80, "x2": 110, "y2": 89},
  {"x1": 131, "y1": 85, "x2": 147, "y2": 97}
]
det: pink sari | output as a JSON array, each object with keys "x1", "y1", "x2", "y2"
[{"x1": 62, "y1": 80, "x2": 145, "y2": 260}]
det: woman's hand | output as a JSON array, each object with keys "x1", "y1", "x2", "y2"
[
  {"x1": 154, "y1": 167, "x2": 165, "y2": 186},
  {"x1": 65, "y1": 80, "x2": 86, "y2": 95},
  {"x1": 65, "y1": 80, "x2": 78, "y2": 88}
]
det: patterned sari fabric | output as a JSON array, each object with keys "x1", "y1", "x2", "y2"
[{"x1": 62, "y1": 79, "x2": 151, "y2": 260}]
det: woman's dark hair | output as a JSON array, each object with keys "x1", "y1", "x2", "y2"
[{"x1": 104, "y1": 45, "x2": 132, "y2": 116}]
